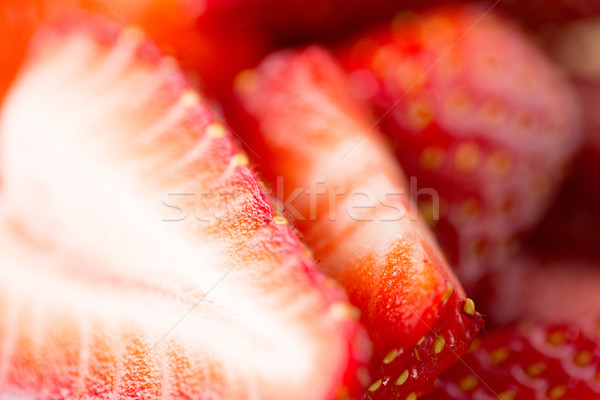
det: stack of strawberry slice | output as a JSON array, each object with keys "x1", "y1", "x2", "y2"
[{"x1": 1, "y1": 1, "x2": 599, "y2": 400}]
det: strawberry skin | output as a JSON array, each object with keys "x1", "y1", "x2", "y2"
[
  {"x1": 231, "y1": 46, "x2": 483, "y2": 398},
  {"x1": 0, "y1": 14, "x2": 369, "y2": 399},
  {"x1": 338, "y1": 5, "x2": 583, "y2": 288},
  {"x1": 423, "y1": 320, "x2": 600, "y2": 400}
]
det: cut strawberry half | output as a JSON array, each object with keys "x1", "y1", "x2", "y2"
[
  {"x1": 231, "y1": 46, "x2": 483, "y2": 398},
  {"x1": 0, "y1": 14, "x2": 370, "y2": 399},
  {"x1": 338, "y1": 5, "x2": 583, "y2": 288},
  {"x1": 423, "y1": 320, "x2": 600, "y2": 399}
]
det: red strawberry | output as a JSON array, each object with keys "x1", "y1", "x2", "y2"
[
  {"x1": 422, "y1": 320, "x2": 600, "y2": 400},
  {"x1": 0, "y1": 14, "x2": 369, "y2": 399},
  {"x1": 231, "y1": 46, "x2": 483, "y2": 398},
  {"x1": 338, "y1": 5, "x2": 583, "y2": 288},
  {"x1": 478, "y1": 252, "x2": 600, "y2": 327}
]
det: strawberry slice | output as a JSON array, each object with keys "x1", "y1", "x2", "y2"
[
  {"x1": 338, "y1": 5, "x2": 583, "y2": 288},
  {"x1": 423, "y1": 320, "x2": 600, "y2": 399},
  {"x1": 0, "y1": 14, "x2": 369, "y2": 399},
  {"x1": 231, "y1": 46, "x2": 483, "y2": 398}
]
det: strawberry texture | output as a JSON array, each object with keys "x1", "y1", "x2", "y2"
[
  {"x1": 231, "y1": 46, "x2": 483, "y2": 399},
  {"x1": 423, "y1": 320, "x2": 600, "y2": 399},
  {"x1": 338, "y1": 5, "x2": 583, "y2": 289},
  {"x1": 0, "y1": 14, "x2": 370, "y2": 399}
]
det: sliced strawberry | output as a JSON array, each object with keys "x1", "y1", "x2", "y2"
[
  {"x1": 423, "y1": 320, "x2": 600, "y2": 399},
  {"x1": 338, "y1": 5, "x2": 583, "y2": 288},
  {"x1": 231, "y1": 46, "x2": 483, "y2": 398},
  {"x1": 0, "y1": 14, "x2": 370, "y2": 399}
]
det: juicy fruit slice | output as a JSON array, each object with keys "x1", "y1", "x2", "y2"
[
  {"x1": 339, "y1": 5, "x2": 583, "y2": 288},
  {"x1": 232, "y1": 47, "x2": 483, "y2": 398},
  {"x1": 423, "y1": 320, "x2": 600, "y2": 399},
  {"x1": 0, "y1": 15, "x2": 369, "y2": 399}
]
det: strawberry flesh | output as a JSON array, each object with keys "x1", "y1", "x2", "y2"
[
  {"x1": 231, "y1": 46, "x2": 483, "y2": 398},
  {"x1": 0, "y1": 14, "x2": 369, "y2": 399}
]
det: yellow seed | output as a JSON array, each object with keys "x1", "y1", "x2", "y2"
[
  {"x1": 179, "y1": 89, "x2": 200, "y2": 108},
  {"x1": 460, "y1": 198, "x2": 481, "y2": 218},
  {"x1": 434, "y1": 336, "x2": 445, "y2": 354},
  {"x1": 498, "y1": 391, "x2": 515, "y2": 400},
  {"x1": 329, "y1": 302, "x2": 360, "y2": 320},
  {"x1": 481, "y1": 100, "x2": 506, "y2": 126},
  {"x1": 546, "y1": 331, "x2": 567, "y2": 346},
  {"x1": 383, "y1": 349, "x2": 399, "y2": 365},
  {"x1": 368, "y1": 379, "x2": 382, "y2": 392},
  {"x1": 417, "y1": 336, "x2": 425, "y2": 346},
  {"x1": 458, "y1": 375, "x2": 478, "y2": 392},
  {"x1": 230, "y1": 153, "x2": 249, "y2": 168},
  {"x1": 526, "y1": 362, "x2": 547, "y2": 377},
  {"x1": 487, "y1": 151, "x2": 512, "y2": 177},
  {"x1": 405, "y1": 392, "x2": 417, "y2": 400},
  {"x1": 454, "y1": 142, "x2": 481, "y2": 172},
  {"x1": 419, "y1": 147, "x2": 446, "y2": 170},
  {"x1": 234, "y1": 69, "x2": 259, "y2": 95},
  {"x1": 490, "y1": 347, "x2": 509, "y2": 365},
  {"x1": 446, "y1": 90, "x2": 471, "y2": 115},
  {"x1": 574, "y1": 350, "x2": 593, "y2": 367},
  {"x1": 407, "y1": 100, "x2": 433, "y2": 131},
  {"x1": 301, "y1": 243, "x2": 314, "y2": 260},
  {"x1": 414, "y1": 348, "x2": 421, "y2": 361},
  {"x1": 468, "y1": 338, "x2": 481, "y2": 353},
  {"x1": 273, "y1": 215, "x2": 288, "y2": 225},
  {"x1": 441, "y1": 284, "x2": 453, "y2": 302},
  {"x1": 206, "y1": 122, "x2": 226, "y2": 138},
  {"x1": 548, "y1": 385, "x2": 567, "y2": 399},
  {"x1": 463, "y1": 298, "x2": 475, "y2": 316},
  {"x1": 396, "y1": 370, "x2": 409, "y2": 386}
]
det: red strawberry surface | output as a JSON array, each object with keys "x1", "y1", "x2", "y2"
[
  {"x1": 0, "y1": 14, "x2": 369, "y2": 399},
  {"x1": 231, "y1": 46, "x2": 483, "y2": 398},
  {"x1": 423, "y1": 320, "x2": 600, "y2": 399},
  {"x1": 338, "y1": 5, "x2": 583, "y2": 288}
]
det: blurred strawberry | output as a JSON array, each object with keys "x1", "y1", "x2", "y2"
[
  {"x1": 0, "y1": 0, "x2": 271, "y2": 100},
  {"x1": 0, "y1": 14, "x2": 369, "y2": 399},
  {"x1": 338, "y1": 5, "x2": 583, "y2": 289},
  {"x1": 423, "y1": 320, "x2": 600, "y2": 400},
  {"x1": 496, "y1": 0, "x2": 600, "y2": 25},
  {"x1": 544, "y1": 16, "x2": 600, "y2": 209},
  {"x1": 231, "y1": 46, "x2": 483, "y2": 398},
  {"x1": 478, "y1": 252, "x2": 600, "y2": 327}
]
